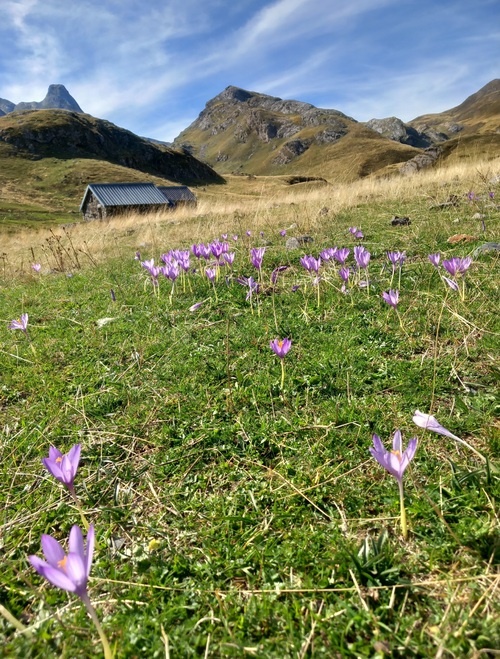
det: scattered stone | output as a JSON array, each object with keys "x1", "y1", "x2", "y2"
[
  {"x1": 285, "y1": 236, "x2": 314, "y2": 250},
  {"x1": 391, "y1": 216, "x2": 411, "y2": 226},
  {"x1": 471, "y1": 242, "x2": 500, "y2": 257},
  {"x1": 318, "y1": 207, "x2": 330, "y2": 216},
  {"x1": 430, "y1": 194, "x2": 460, "y2": 209},
  {"x1": 472, "y1": 212, "x2": 486, "y2": 220},
  {"x1": 447, "y1": 234, "x2": 478, "y2": 244}
]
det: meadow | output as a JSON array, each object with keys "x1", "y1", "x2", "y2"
[{"x1": 1, "y1": 159, "x2": 499, "y2": 657}]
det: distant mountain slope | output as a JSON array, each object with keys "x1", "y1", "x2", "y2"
[
  {"x1": 1, "y1": 84, "x2": 83, "y2": 114},
  {"x1": 173, "y1": 86, "x2": 418, "y2": 179},
  {"x1": 408, "y1": 79, "x2": 500, "y2": 141},
  {"x1": 0, "y1": 109, "x2": 224, "y2": 185}
]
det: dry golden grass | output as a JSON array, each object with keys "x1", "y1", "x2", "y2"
[{"x1": 2, "y1": 155, "x2": 499, "y2": 274}]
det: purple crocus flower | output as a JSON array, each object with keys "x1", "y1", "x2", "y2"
[
  {"x1": 134, "y1": 251, "x2": 141, "y2": 261},
  {"x1": 280, "y1": 229, "x2": 287, "y2": 237},
  {"x1": 370, "y1": 430, "x2": 417, "y2": 539},
  {"x1": 489, "y1": 191, "x2": 495, "y2": 199},
  {"x1": 354, "y1": 245, "x2": 370, "y2": 269},
  {"x1": 382, "y1": 289, "x2": 399, "y2": 309},
  {"x1": 320, "y1": 247, "x2": 337, "y2": 262},
  {"x1": 349, "y1": 227, "x2": 364, "y2": 239},
  {"x1": 300, "y1": 255, "x2": 321, "y2": 273},
  {"x1": 250, "y1": 247, "x2": 266, "y2": 270},
  {"x1": 210, "y1": 241, "x2": 225, "y2": 259},
  {"x1": 442, "y1": 256, "x2": 472, "y2": 277},
  {"x1": 223, "y1": 252, "x2": 235, "y2": 267},
  {"x1": 232, "y1": 235, "x2": 238, "y2": 242},
  {"x1": 246, "y1": 230, "x2": 251, "y2": 237},
  {"x1": 189, "y1": 300, "x2": 206, "y2": 312},
  {"x1": 412, "y1": 410, "x2": 462, "y2": 441},
  {"x1": 43, "y1": 444, "x2": 81, "y2": 493},
  {"x1": 205, "y1": 268, "x2": 216, "y2": 282},
  {"x1": 271, "y1": 265, "x2": 289, "y2": 285},
  {"x1": 160, "y1": 262, "x2": 179, "y2": 281},
  {"x1": 387, "y1": 251, "x2": 405, "y2": 268},
  {"x1": 237, "y1": 275, "x2": 260, "y2": 300},
  {"x1": 270, "y1": 338, "x2": 292, "y2": 359},
  {"x1": 29, "y1": 524, "x2": 94, "y2": 600},
  {"x1": 221, "y1": 233, "x2": 228, "y2": 240},
  {"x1": 333, "y1": 247, "x2": 350, "y2": 265},
  {"x1": 467, "y1": 191, "x2": 477, "y2": 201},
  {"x1": 370, "y1": 430, "x2": 417, "y2": 484},
  {"x1": 428, "y1": 253, "x2": 441, "y2": 268},
  {"x1": 338, "y1": 267, "x2": 350, "y2": 283},
  {"x1": 9, "y1": 313, "x2": 29, "y2": 334},
  {"x1": 412, "y1": 410, "x2": 485, "y2": 461},
  {"x1": 32, "y1": 263, "x2": 41, "y2": 272}
]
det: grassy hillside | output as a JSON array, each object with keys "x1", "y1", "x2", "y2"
[{"x1": 1, "y1": 154, "x2": 499, "y2": 656}]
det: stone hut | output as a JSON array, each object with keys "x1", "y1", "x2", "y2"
[{"x1": 79, "y1": 183, "x2": 172, "y2": 221}]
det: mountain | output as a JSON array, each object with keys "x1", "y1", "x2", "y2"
[
  {"x1": 0, "y1": 109, "x2": 224, "y2": 185},
  {"x1": 1, "y1": 84, "x2": 83, "y2": 114},
  {"x1": 407, "y1": 79, "x2": 500, "y2": 141},
  {"x1": 173, "y1": 86, "x2": 419, "y2": 180}
]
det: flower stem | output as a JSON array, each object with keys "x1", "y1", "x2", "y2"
[
  {"x1": 398, "y1": 479, "x2": 407, "y2": 540},
  {"x1": 81, "y1": 594, "x2": 113, "y2": 659},
  {"x1": 69, "y1": 489, "x2": 90, "y2": 531},
  {"x1": 280, "y1": 360, "x2": 285, "y2": 390}
]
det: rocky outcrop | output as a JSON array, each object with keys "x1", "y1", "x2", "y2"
[
  {"x1": 365, "y1": 116, "x2": 431, "y2": 147},
  {"x1": 399, "y1": 146, "x2": 443, "y2": 175}
]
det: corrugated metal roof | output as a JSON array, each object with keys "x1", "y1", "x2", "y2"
[
  {"x1": 81, "y1": 183, "x2": 170, "y2": 210},
  {"x1": 157, "y1": 186, "x2": 197, "y2": 203}
]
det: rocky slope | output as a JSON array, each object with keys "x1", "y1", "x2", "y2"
[
  {"x1": 174, "y1": 86, "x2": 418, "y2": 179},
  {"x1": 407, "y1": 79, "x2": 500, "y2": 140},
  {"x1": 0, "y1": 109, "x2": 224, "y2": 185}
]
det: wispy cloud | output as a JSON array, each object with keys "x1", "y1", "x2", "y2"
[{"x1": 0, "y1": 0, "x2": 498, "y2": 140}]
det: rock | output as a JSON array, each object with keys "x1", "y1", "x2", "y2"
[
  {"x1": 472, "y1": 242, "x2": 500, "y2": 257},
  {"x1": 472, "y1": 212, "x2": 486, "y2": 220},
  {"x1": 391, "y1": 216, "x2": 411, "y2": 226},
  {"x1": 286, "y1": 236, "x2": 314, "y2": 250},
  {"x1": 365, "y1": 116, "x2": 429, "y2": 147},
  {"x1": 399, "y1": 146, "x2": 442, "y2": 175},
  {"x1": 447, "y1": 234, "x2": 478, "y2": 244}
]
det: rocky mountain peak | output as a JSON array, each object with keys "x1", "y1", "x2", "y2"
[{"x1": 0, "y1": 84, "x2": 83, "y2": 114}]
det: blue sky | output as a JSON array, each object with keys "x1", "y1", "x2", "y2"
[{"x1": 1, "y1": 0, "x2": 499, "y2": 142}]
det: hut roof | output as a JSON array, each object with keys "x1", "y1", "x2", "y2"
[
  {"x1": 157, "y1": 186, "x2": 197, "y2": 203},
  {"x1": 80, "y1": 183, "x2": 171, "y2": 211}
]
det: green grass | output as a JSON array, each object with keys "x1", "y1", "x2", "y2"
[{"x1": 0, "y1": 195, "x2": 499, "y2": 657}]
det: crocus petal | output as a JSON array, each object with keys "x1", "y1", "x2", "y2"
[
  {"x1": 48, "y1": 446, "x2": 63, "y2": 461},
  {"x1": 65, "y1": 553, "x2": 88, "y2": 594},
  {"x1": 41, "y1": 534, "x2": 66, "y2": 567},
  {"x1": 371, "y1": 434, "x2": 385, "y2": 455},
  {"x1": 69, "y1": 525, "x2": 85, "y2": 558},
  {"x1": 42, "y1": 458, "x2": 62, "y2": 480},
  {"x1": 37, "y1": 564, "x2": 77, "y2": 593},
  {"x1": 392, "y1": 429, "x2": 402, "y2": 454},
  {"x1": 68, "y1": 444, "x2": 81, "y2": 469},
  {"x1": 443, "y1": 276, "x2": 459, "y2": 291}
]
